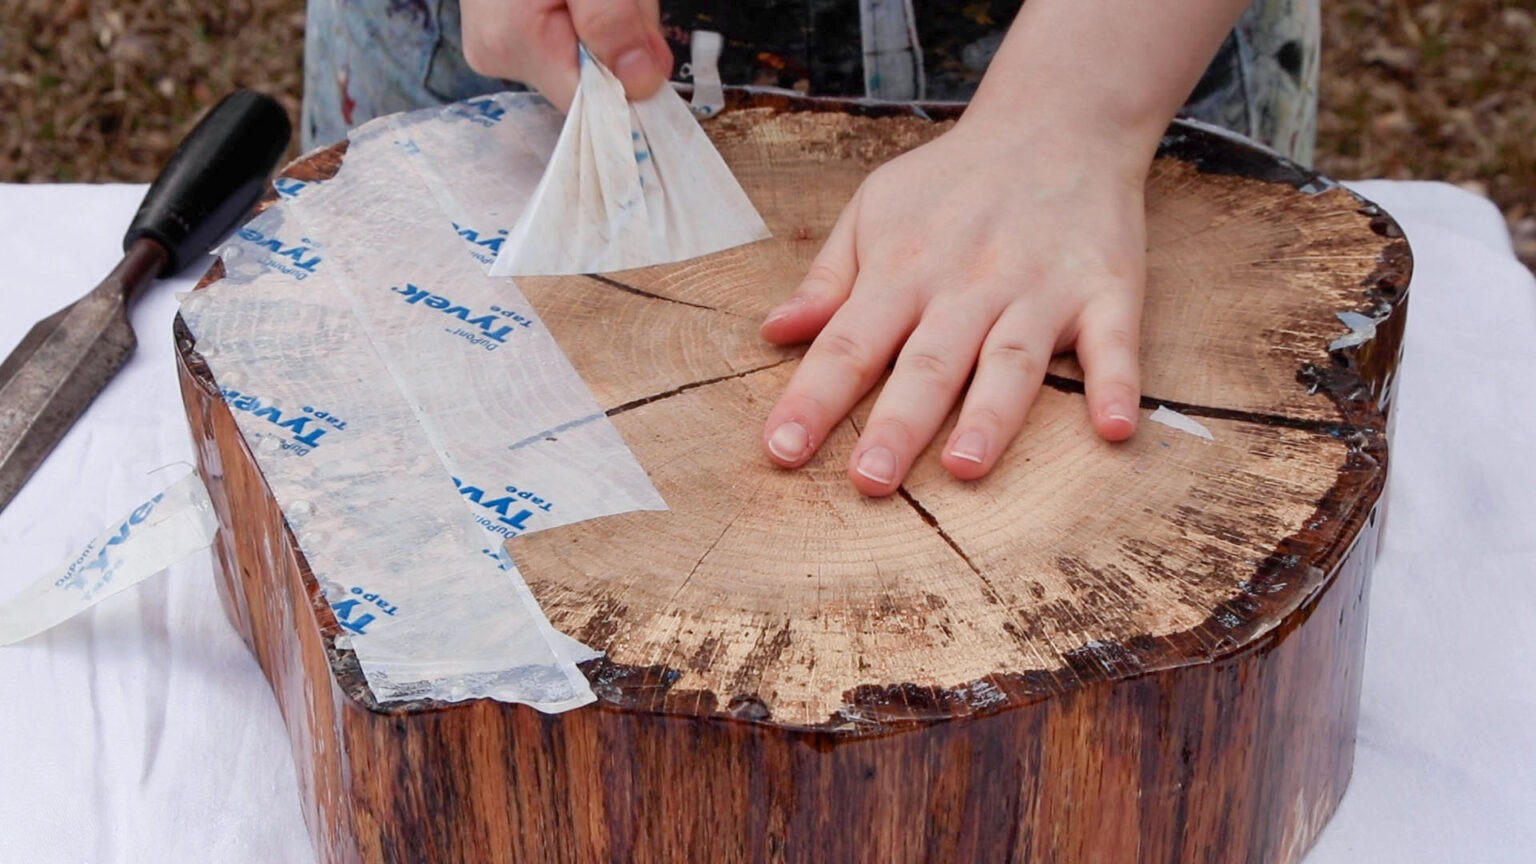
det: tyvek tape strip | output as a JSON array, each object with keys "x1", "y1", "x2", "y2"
[
  {"x1": 0, "y1": 460, "x2": 604, "y2": 668},
  {"x1": 13, "y1": 71, "x2": 723, "y2": 706},
  {"x1": 288, "y1": 118, "x2": 667, "y2": 535},
  {"x1": 687, "y1": 30, "x2": 727, "y2": 119},
  {"x1": 182, "y1": 273, "x2": 596, "y2": 708},
  {"x1": 181, "y1": 100, "x2": 669, "y2": 709},
  {"x1": 0, "y1": 471, "x2": 216, "y2": 646},
  {"x1": 489, "y1": 50, "x2": 770, "y2": 276},
  {"x1": 1148, "y1": 406, "x2": 1215, "y2": 441},
  {"x1": 386, "y1": 94, "x2": 566, "y2": 270},
  {"x1": 213, "y1": 105, "x2": 670, "y2": 539}
]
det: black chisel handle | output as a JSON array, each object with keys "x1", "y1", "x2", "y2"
[{"x1": 122, "y1": 90, "x2": 292, "y2": 278}]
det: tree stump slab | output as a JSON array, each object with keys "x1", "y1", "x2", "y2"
[{"x1": 175, "y1": 93, "x2": 1409, "y2": 864}]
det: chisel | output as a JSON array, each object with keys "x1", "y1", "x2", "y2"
[{"x1": 0, "y1": 90, "x2": 290, "y2": 514}]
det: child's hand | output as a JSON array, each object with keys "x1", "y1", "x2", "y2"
[
  {"x1": 758, "y1": 119, "x2": 1149, "y2": 497},
  {"x1": 755, "y1": 0, "x2": 1254, "y2": 496},
  {"x1": 460, "y1": 0, "x2": 673, "y2": 111}
]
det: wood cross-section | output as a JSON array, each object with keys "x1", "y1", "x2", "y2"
[{"x1": 178, "y1": 95, "x2": 1407, "y2": 863}]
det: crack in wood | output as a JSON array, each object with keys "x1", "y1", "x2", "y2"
[
  {"x1": 584, "y1": 273, "x2": 746, "y2": 318},
  {"x1": 1039, "y1": 373, "x2": 1360, "y2": 434},
  {"x1": 894, "y1": 486, "x2": 1010, "y2": 609},
  {"x1": 605, "y1": 358, "x2": 795, "y2": 417},
  {"x1": 845, "y1": 412, "x2": 1004, "y2": 606},
  {"x1": 655, "y1": 477, "x2": 767, "y2": 676},
  {"x1": 845, "y1": 412, "x2": 1006, "y2": 607}
]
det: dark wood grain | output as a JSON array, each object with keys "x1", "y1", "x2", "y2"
[{"x1": 175, "y1": 91, "x2": 1408, "y2": 863}]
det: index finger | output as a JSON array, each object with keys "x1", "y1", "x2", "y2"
[{"x1": 761, "y1": 286, "x2": 918, "y2": 467}]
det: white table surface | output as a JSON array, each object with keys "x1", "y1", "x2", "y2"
[{"x1": 2, "y1": 180, "x2": 1533, "y2": 863}]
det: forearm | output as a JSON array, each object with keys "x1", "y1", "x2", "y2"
[{"x1": 966, "y1": 0, "x2": 1250, "y2": 166}]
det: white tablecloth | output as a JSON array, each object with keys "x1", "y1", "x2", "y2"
[{"x1": 2, "y1": 180, "x2": 1533, "y2": 862}]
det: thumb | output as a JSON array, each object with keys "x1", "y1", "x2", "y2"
[
  {"x1": 460, "y1": 0, "x2": 581, "y2": 112},
  {"x1": 568, "y1": 0, "x2": 673, "y2": 100},
  {"x1": 760, "y1": 191, "x2": 860, "y2": 345}
]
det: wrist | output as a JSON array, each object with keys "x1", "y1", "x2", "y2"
[
  {"x1": 953, "y1": 96, "x2": 1161, "y2": 190},
  {"x1": 956, "y1": 0, "x2": 1251, "y2": 178}
]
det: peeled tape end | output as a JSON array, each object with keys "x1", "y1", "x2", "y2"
[{"x1": 491, "y1": 47, "x2": 769, "y2": 277}]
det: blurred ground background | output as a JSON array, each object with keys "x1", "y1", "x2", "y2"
[{"x1": 1, "y1": 0, "x2": 1532, "y2": 267}]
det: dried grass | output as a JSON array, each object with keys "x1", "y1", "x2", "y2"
[{"x1": 0, "y1": 0, "x2": 305, "y2": 182}]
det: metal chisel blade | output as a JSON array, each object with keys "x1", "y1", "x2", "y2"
[
  {"x1": 1, "y1": 91, "x2": 289, "y2": 515},
  {"x1": 0, "y1": 285, "x2": 137, "y2": 514}
]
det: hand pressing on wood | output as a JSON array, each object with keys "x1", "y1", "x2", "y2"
[
  {"x1": 759, "y1": 123, "x2": 1147, "y2": 496},
  {"x1": 759, "y1": 0, "x2": 1251, "y2": 496},
  {"x1": 459, "y1": 0, "x2": 673, "y2": 112}
]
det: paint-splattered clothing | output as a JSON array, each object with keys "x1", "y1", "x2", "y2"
[{"x1": 303, "y1": 0, "x2": 1318, "y2": 164}]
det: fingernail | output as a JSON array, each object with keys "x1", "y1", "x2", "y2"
[
  {"x1": 768, "y1": 422, "x2": 809, "y2": 462},
  {"x1": 948, "y1": 431, "x2": 988, "y2": 465},
  {"x1": 763, "y1": 297, "x2": 803, "y2": 326},
  {"x1": 613, "y1": 46, "x2": 658, "y2": 85},
  {"x1": 855, "y1": 447, "x2": 897, "y2": 485},
  {"x1": 1106, "y1": 404, "x2": 1136, "y2": 427}
]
